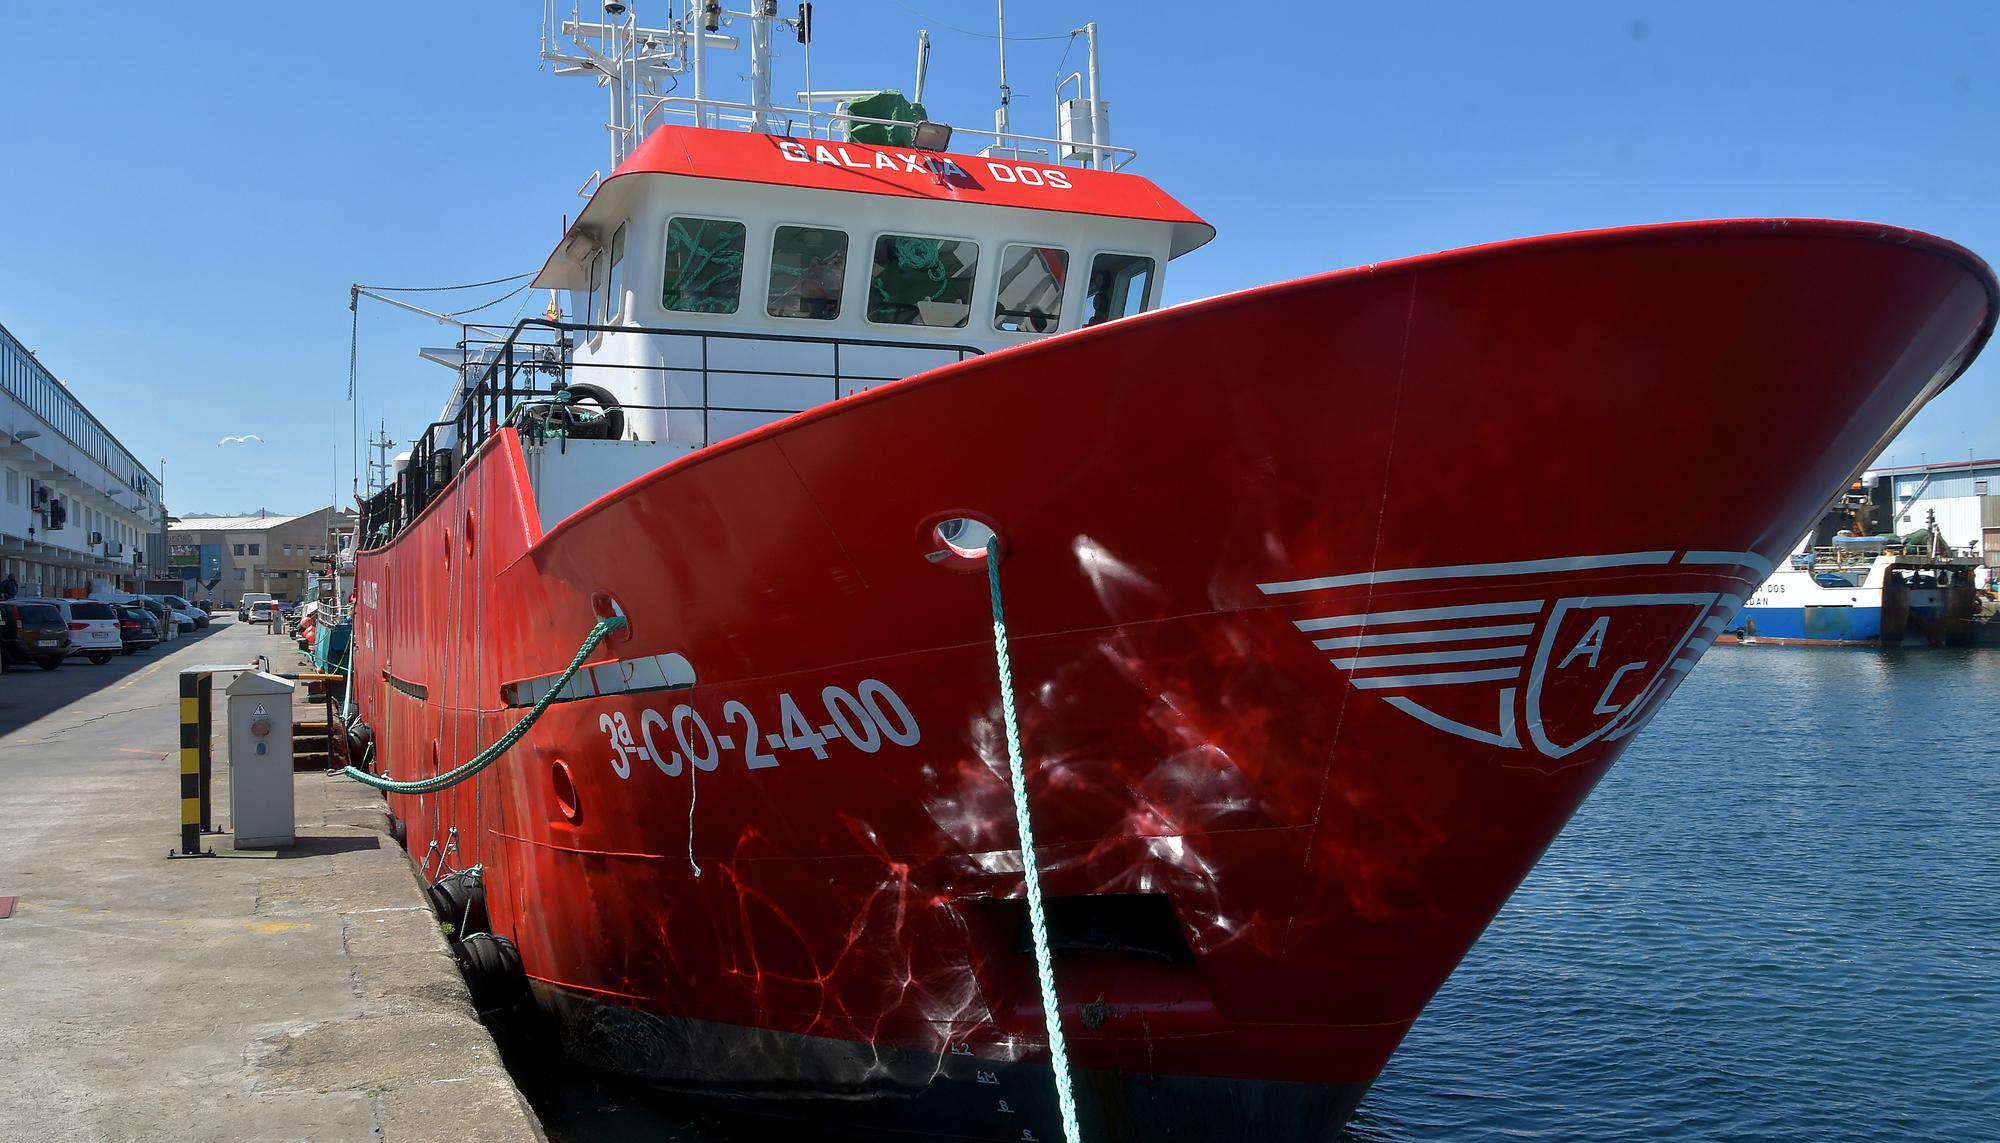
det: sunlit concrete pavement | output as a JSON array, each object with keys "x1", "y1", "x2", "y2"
[{"x1": 0, "y1": 619, "x2": 541, "y2": 1142}]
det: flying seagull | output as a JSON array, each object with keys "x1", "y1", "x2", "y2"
[{"x1": 217, "y1": 434, "x2": 264, "y2": 447}]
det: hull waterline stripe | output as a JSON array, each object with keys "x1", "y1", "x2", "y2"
[
  {"x1": 1313, "y1": 623, "x2": 1535, "y2": 650},
  {"x1": 1332, "y1": 645, "x2": 1527, "y2": 670},
  {"x1": 1258, "y1": 551, "x2": 1673, "y2": 595},
  {"x1": 1351, "y1": 666, "x2": 1523, "y2": 690},
  {"x1": 1295, "y1": 600, "x2": 1543, "y2": 632}
]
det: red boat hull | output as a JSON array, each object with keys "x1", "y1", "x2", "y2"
[{"x1": 352, "y1": 220, "x2": 1994, "y2": 1139}]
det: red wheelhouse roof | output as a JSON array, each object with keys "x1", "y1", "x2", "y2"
[{"x1": 534, "y1": 125, "x2": 1213, "y2": 288}]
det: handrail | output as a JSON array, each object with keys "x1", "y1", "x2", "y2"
[
  {"x1": 635, "y1": 95, "x2": 1138, "y2": 170},
  {"x1": 360, "y1": 318, "x2": 981, "y2": 548}
]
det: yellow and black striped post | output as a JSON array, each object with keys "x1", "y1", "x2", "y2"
[
  {"x1": 171, "y1": 670, "x2": 217, "y2": 858},
  {"x1": 196, "y1": 673, "x2": 214, "y2": 830}
]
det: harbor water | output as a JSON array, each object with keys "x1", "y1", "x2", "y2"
[{"x1": 514, "y1": 646, "x2": 2000, "y2": 1141}]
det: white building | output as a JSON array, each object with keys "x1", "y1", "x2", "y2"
[
  {"x1": 1864, "y1": 457, "x2": 2000, "y2": 566},
  {"x1": 0, "y1": 322, "x2": 166, "y2": 596}
]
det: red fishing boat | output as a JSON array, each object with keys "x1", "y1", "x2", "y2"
[{"x1": 345, "y1": 6, "x2": 1997, "y2": 1139}]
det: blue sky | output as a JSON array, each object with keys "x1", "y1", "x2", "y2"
[{"x1": 2, "y1": 2, "x2": 1996, "y2": 514}]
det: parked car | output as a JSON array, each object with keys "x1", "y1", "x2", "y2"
[
  {"x1": 116, "y1": 605, "x2": 161, "y2": 654},
  {"x1": 238, "y1": 592, "x2": 273, "y2": 622},
  {"x1": 43, "y1": 598, "x2": 121, "y2": 664},
  {"x1": 130, "y1": 597, "x2": 172, "y2": 634},
  {"x1": 1, "y1": 600, "x2": 71, "y2": 670},
  {"x1": 247, "y1": 599, "x2": 281, "y2": 625},
  {"x1": 159, "y1": 594, "x2": 209, "y2": 629},
  {"x1": 146, "y1": 595, "x2": 198, "y2": 634}
]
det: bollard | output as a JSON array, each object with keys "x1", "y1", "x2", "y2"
[{"x1": 170, "y1": 670, "x2": 217, "y2": 858}]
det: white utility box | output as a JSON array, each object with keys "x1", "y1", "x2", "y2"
[
  {"x1": 1058, "y1": 98, "x2": 1110, "y2": 161},
  {"x1": 227, "y1": 670, "x2": 296, "y2": 847}
]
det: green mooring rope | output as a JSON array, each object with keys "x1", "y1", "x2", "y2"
[
  {"x1": 341, "y1": 614, "x2": 627, "y2": 796},
  {"x1": 985, "y1": 536, "x2": 1083, "y2": 1143}
]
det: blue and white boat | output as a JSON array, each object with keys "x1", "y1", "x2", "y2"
[{"x1": 1727, "y1": 535, "x2": 1981, "y2": 646}]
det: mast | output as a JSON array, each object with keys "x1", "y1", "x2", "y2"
[
  {"x1": 748, "y1": 1, "x2": 775, "y2": 132},
  {"x1": 692, "y1": 1, "x2": 713, "y2": 126},
  {"x1": 543, "y1": 1, "x2": 742, "y2": 166},
  {"x1": 994, "y1": 0, "x2": 1011, "y2": 137},
  {"x1": 367, "y1": 424, "x2": 395, "y2": 499},
  {"x1": 1083, "y1": 21, "x2": 1104, "y2": 169}
]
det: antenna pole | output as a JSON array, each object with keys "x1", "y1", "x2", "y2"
[
  {"x1": 691, "y1": 2, "x2": 709, "y2": 126},
  {"x1": 749, "y1": 1, "x2": 773, "y2": 132},
  {"x1": 1084, "y1": 21, "x2": 1104, "y2": 169},
  {"x1": 605, "y1": 5, "x2": 625, "y2": 156},
  {"x1": 914, "y1": 28, "x2": 930, "y2": 105},
  {"x1": 994, "y1": 0, "x2": 1010, "y2": 136}
]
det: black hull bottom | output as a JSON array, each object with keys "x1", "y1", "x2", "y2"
[{"x1": 535, "y1": 983, "x2": 1371, "y2": 1142}]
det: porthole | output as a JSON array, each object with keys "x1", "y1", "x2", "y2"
[
  {"x1": 918, "y1": 512, "x2": 1004, "y2": 573},
  {"x1": 551, "y1": 759, "x2": 581, "y2": 823},
  {"x1": 590, "y1": 590, "x2": 633, "y2": 644},
  {"x1": 935, "y1": 517, "x2": 998, "y2": 560}
]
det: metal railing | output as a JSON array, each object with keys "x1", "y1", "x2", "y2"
[
  {"x1": 637, "y1": 96, "x2": 1138, "y2": 170},
  {"x1": 360, "y1": 319, "x2": 979, "y2": 547}
]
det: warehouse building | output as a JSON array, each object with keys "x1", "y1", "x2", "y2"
[{"x1": 168, "y1": 507, "x2": 356, "y2": 605}]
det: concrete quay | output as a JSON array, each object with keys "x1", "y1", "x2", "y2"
[{"x1": 0, "y1": 618, "x2": 541, "y2": 1142}]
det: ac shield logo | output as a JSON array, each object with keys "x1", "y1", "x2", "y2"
[
  {"x1": 1258, "y1": 551, "x2": 1765, "y2": 763},
  {"x1": 1523, "y1": 593, "x2": 1714, "y2": 757}
]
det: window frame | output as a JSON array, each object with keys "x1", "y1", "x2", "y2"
[
  {"x1": 1082, "y1": 250, "x2": 1159, "y2": 328},
  {"x1": 990, "y1": 242, "x2": 1073, "y2": 336},
  {"x1": 660, "y1": 213, "x2": 751, "y2": 317},
  {"x1": 606, "y1": 222, "x2": 628, "y2": 325},
  {"x1": 765, "y1": 222, "x2": 853, "y2": 322},
  {"x1": 864, "y1": 230, "x2": 982, "y2": 330},
  {"x1": 586, "y1": 248, "x2": 606, "y2": 345}
]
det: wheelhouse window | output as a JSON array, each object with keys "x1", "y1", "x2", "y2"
[
  {"x1": 1084, "y1": 253, "x2": 1156, "y2": 326},
  {"x1": 662, "y1": 217, "x2": 747, "y2": 313},
  {"x1": 606, "y1": 222, "x2": 628, "y2": 323},
  {"x1": 585, "y1": 249, "x2": 603, "y2": 329},
  {"x1": 867, "y1": 235, "x2": 978, "y2": 328},
  {"x1": 994, "y1": 244, "x2": 1069, "y2": 333},
  {"x1": 767, "y1": 226, "x2": 849, "y2": 320}
]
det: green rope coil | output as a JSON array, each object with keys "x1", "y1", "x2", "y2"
[
  {"x1": 985, "y1": 537, "x2": 1083, "y2": 1143},
  {"x1": 341, "y1": 613, "x2": 627, "y2": 796}
]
